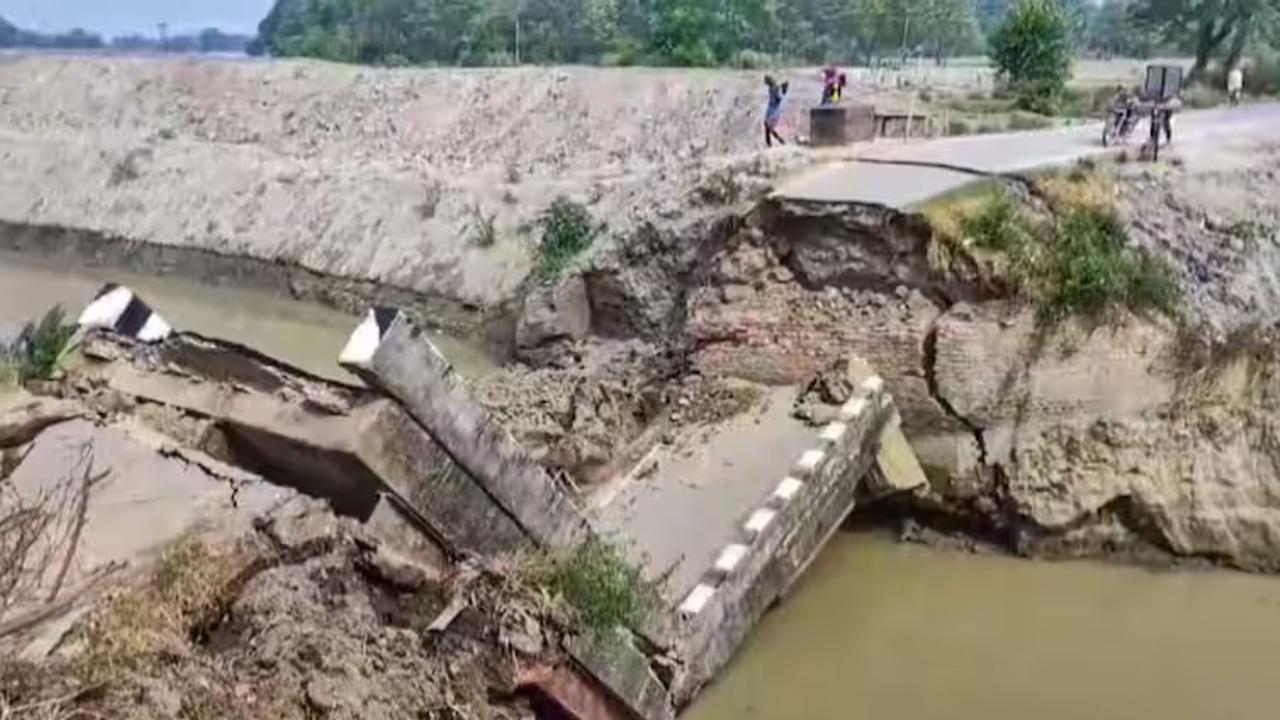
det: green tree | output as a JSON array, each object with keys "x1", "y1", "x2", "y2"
[
  {"x1": 916, "y1": 0, "x2": 986, "y2": 62},
  {"x1": 990, "y1": 0, "x2": 1072, "y2": 112},
  {"x1": 1085, "y1": 0, "x2": 1159, "y2": 57},
  {"x1": 650, "y1": 0, "x2": 717, "y2": 64},
  {"x1": 1131, "y1": 0, "x2": 1280, "y2": 82}
]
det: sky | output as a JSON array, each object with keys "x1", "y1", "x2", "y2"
[{"x1": 0, "y1": 0, "x2": 275, "y2": 37}]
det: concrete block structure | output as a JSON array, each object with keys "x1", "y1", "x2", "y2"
[{"x1": 338, "y1": 307, "x2": 593, "y2": 551}]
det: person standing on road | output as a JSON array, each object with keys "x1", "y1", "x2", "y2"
[
  {"x1": 1228, "y1": 64, "x2": 1245, "y2": 106},
  {"x1": 764, "y1": 75, "x2": 789, "y2": 147},
  {"x1": 821, "y1": 66, "x2": 846, "y2": 105},
  {"x1": 1159, "y1": 88, "x2": 1181, "y2": 144}
]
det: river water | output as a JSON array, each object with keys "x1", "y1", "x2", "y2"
[
  {"x1": 689, "y1": 534, "x2": 1280, "y2": 720},
  {"x1": 0, "y1": 252, "x2": 495, "y2": 381}
]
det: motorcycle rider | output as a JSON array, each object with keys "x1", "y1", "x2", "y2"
[{"x1": 1109, "y1": 84, "x2": 1139, "y2": 135}]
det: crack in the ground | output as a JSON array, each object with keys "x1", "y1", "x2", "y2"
[{"x1": 922, "y1": 316, "x2": 990, "y2": 466}]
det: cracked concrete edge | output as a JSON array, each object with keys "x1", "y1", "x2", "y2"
[
  {"x1": 341, "y1": 308, "x2": 594, "y2": 550},
  {"x1": 674, "y1": 375, "x2": 886, "y2": 618},
  {"x1": 667, "y1": 377, "x2": 892, "y2": 706}
]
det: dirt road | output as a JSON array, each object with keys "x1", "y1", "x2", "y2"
[{"x1": 777, "y1": 103, "x2": 1280, "y2": 207}]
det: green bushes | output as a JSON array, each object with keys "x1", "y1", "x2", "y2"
[
  {"x1": 525, "y1": 539, "x2": 658, "y2": 639},
  {"x1": 944, "y1": 185, "x2": 1181, "y2": 326},
  {"x1": 989, "y1": 0, "x2": 1072, "y2": 114},
  {"x1": 1037, "y1": 208, "x2": 1180, "y2": 323},
  {"x1": 534, "y1": 197, "x2": 600, "y2": 285},
  {"x1": 1, "y1": 305, "x2": 79, "y2": 385}
]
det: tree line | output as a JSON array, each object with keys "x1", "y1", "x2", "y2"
[
  {"x1": 251, "y1": 0, "x2": 988, "y2": 66},
  {"x1": 0, "y1": 16, "x2": 252, "y2": 54},
  {"x1": 253, "y1": 0, "x2": 1279, "y2": 77}
]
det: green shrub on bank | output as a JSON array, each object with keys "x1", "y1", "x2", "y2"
[
  {"x1": 534, "y1": 197, "x2": 600, "y2": 285},
  {"x1": 939, "y1": 183, "x2": 1181, "y2": 326},
  {"x1": 525, "y1": 539, "x2": 659, "y2": 639},
  {"x1": 2, "y1": 306, "x2": 79, "y2": 385},
  {"x1": 962, "y1": 191, "x2": 1035, "y2": 254},
  {"x1": 1036, "y1": 208, "x2": 1180, "y2": 323}
]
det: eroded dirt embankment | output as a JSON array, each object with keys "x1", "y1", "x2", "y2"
[
  {"x1": 520, "y1": 132, "x2": 1280, "y2": 573},
  {"x1": 0, "y1": 55, "x2": 811, "y2": 320}
]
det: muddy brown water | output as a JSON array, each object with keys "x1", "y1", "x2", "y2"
[
  {"x1": 0, "y1": 252, "x2": 496, "y2": 381},
  {"x1": 689, "y1": 534, "x2": 1280, "y2": 720}
]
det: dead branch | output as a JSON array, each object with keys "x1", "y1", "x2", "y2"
[
  {"x1": 46, "y1": 445, "x2": 110, "y2": 604},
  {"x1": 0, "y1": 441, "x2": 109, "y2": 628}
]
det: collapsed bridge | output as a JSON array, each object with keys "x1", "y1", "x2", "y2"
[{"x1": 61, "y1": 285, "x2": 928, "y2": 719}]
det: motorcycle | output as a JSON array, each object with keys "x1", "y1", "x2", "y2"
[{"x1": 1101, "y1": 104, "x2": 1139, "y2": 146}]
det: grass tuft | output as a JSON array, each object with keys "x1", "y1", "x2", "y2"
[
  {"x1": 2, "y1": 306, "x2": 80, "y2": 385},
  {"x1": 533, "y1": 197, "x2": 600, "y2": 286},
  {"x1": 466, "y1": 203, "x2": 498, "y2": 248},
  {"x1": 522, "y1": 539, "x2": 658, "y2": 639},
  {"x1": 79, "y1": 537, "x2": 247, "y2": 685},
  {"x1": 923, "y1": 170, "x2": 1181, "y2": 327}
]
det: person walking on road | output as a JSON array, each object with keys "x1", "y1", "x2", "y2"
[
  {"x1": 1228, "y1": 64, "x2": 1245, "y2": 106},
  {"x1": 764, "y1": 75, "x2": 789, "y2": 147}
]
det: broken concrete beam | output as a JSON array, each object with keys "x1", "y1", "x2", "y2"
[
  {"x1": 77, "y1": 284, "x2": 172, "y2": 343},
  {"x1": 354, "y1": 400, "x2": 532, "y2": 556},
  {"x1": 669, "y1": 376, "x2": 892, "y2": 706},
  {"x1": 77, "y1": 330, "x2": 531, "y2": 559},
  {"x1": 340, "y1": 308, "x2": 592, "y2": 550},
  {"x1": 864, "y1": 406, "x2": 928, "y2": 498}
]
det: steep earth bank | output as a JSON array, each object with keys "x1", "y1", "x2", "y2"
[
  {"x1": 532, "y1": 134, "x2": 1280, "y2": 573},
  {"x1": 0, "y1": 55, "x2": 818, "y2": 321}
]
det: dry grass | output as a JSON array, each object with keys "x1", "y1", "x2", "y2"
[
  {"x1": 919, "y1": 180, "x2": 1019, "y2": 286},
  {"x1": 78, "y1": 537, "x2": 249, "y2": 685},
  {"x1": 1033, "y1": 163, "x2": 1117, "y2": 212}
]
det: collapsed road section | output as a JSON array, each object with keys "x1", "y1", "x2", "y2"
[{"x1": 6, "y1": 286, "x2": 927, "y2": 719}]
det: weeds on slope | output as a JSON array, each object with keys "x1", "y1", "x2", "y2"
[
  {"x1": 79, "y1": 537, "x2": 249, "y2": 685},
  {"x1": 928, "y1": 170, "x2": 1181, "y2": 326},
  {"x1": 533, "y1": 197, "x2": 601, "y2": 286},
  {"x1": 521, "y1": 538, "x2": 659, "y2": 640},
  {"x1": 1, "y1": 305, "x2": 80, "y2": 387}
]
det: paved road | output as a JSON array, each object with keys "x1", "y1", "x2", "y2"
[{"x1": 776, "y1": 103, "x2": 1280, "y2": 208}]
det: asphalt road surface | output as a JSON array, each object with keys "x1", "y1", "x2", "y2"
[{"x1": 776, "y1": 102, "x2": 1280, "y2": 208}]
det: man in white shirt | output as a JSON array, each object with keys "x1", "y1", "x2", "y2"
[{"x1": 1227, "y1": 65, "x2": 1245, "y2": 105}]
